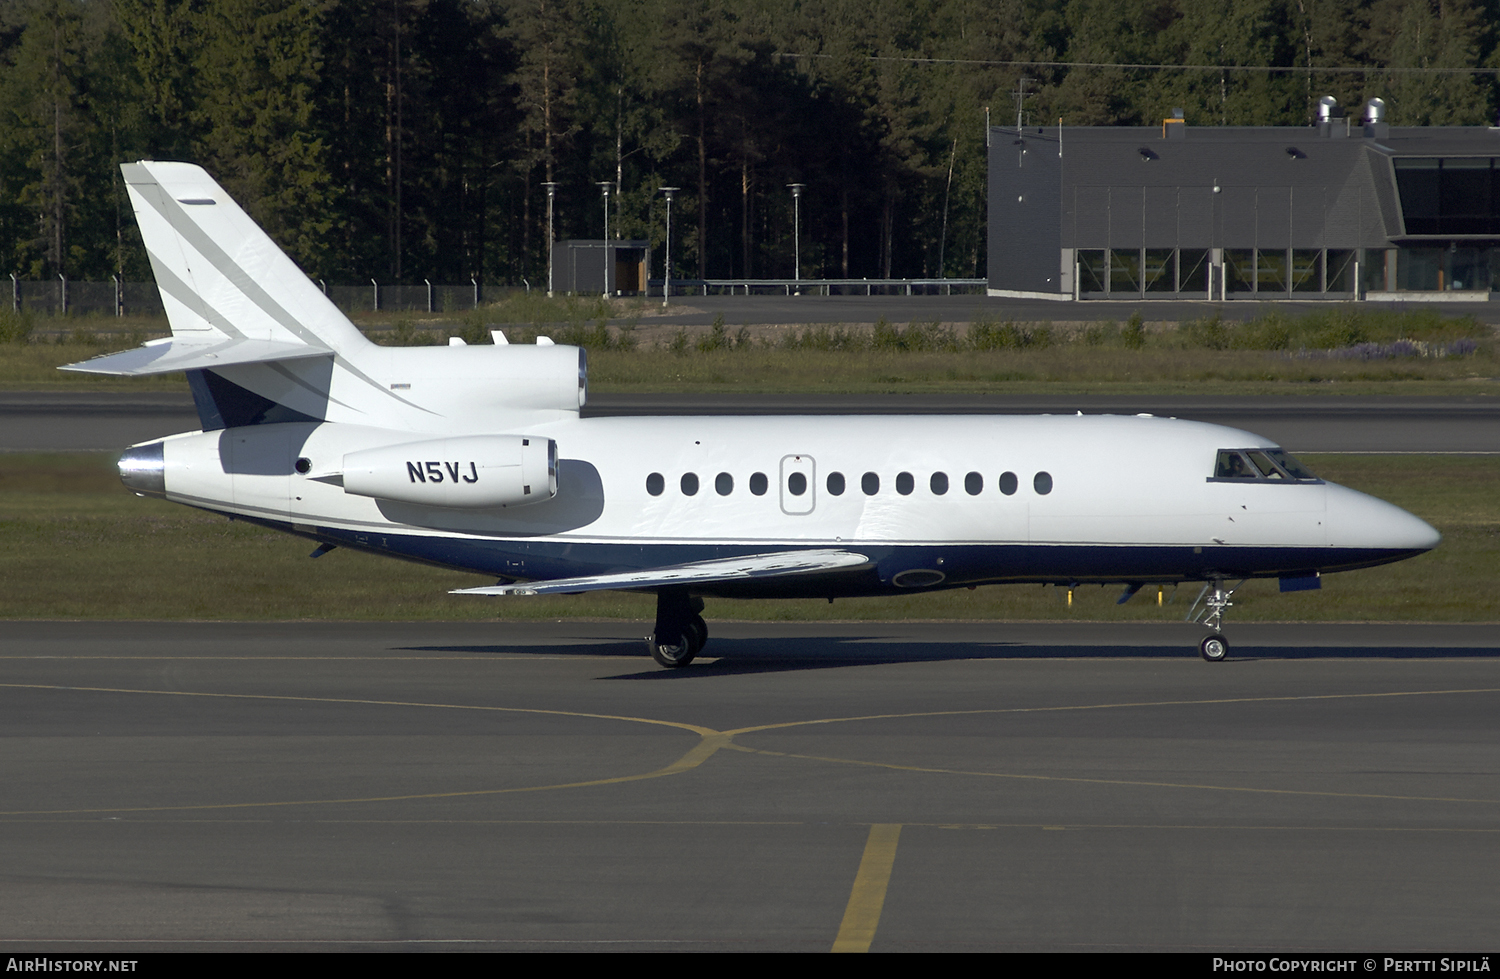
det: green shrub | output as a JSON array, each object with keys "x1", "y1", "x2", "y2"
[
  {"x1": 0, "y1": 307, "x2": 34, "y2": 344},
  {"x1": 1181, "y1": 311, "x2": 1229, "y2": 349},
  {"x1": 1083, "y1": 321, "x2": 1117, "y2": 346},
  {"x1": 970, "y1": 318, "x2": 1051, "y2": 350}
]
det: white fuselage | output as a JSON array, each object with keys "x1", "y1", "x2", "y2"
[{"x1": 140, "y1": 412, "x2": 1439, "y2": 597}]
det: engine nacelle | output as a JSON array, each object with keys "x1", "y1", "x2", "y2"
[{"x1": 342, "y1": 435, "x2": 557, "y2": 508}]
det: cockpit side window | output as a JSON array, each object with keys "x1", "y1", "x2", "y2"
[
  {"x1": 1266, "y1": 449, "x2": 1318, "y2": 480},
  {"x1": 1212, "y1": 448, "x2": 1321, "y2": 483},
  {"x1": 1214, "y1": 450, "x2": 1257, "y2": 480},
  {"x1": 1246, "y1": 450, "x2": 1285, "y2": 479}
]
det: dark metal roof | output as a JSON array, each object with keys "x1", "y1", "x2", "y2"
[{"x1": 991, "y1": 124, "x2": 1500, "y2": 249}]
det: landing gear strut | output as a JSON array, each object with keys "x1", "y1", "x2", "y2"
[
  {"x1": 1187, "y1": 577, "x2": 1241, "y2": 662},
  {"x1": 647, "y1": 589, "x2": 706, "y2": 668}
]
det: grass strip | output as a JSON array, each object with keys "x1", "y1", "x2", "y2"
[{"x1": 4, "y1": 305, "x2": 1496, "y2": 396}]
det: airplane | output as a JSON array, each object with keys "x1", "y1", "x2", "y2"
[{"x1": 66, "y1": 162, "x2": 1441, "y2": 667}]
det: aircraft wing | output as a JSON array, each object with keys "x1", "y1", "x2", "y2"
[
  {"x1": 452, "y1": 548, "x2": 873, "y2": 596},
  {"x1": 60, "y1": 335, "x2": 333, "y2": 376}
]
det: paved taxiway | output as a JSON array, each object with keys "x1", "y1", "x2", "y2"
[
  {"x1": 2, "y1": 620, "x2": 1497, "y2": 951},
  {"x1": 4, "y1": 391, "x2": 1498, "y2": 454}
]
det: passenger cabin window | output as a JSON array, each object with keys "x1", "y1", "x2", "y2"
[
  {"x1": 827, "y1": 472, "x2": 846, "y2": 495},
  {"x1": 896, "y1": 472, "x2": 914, "y2": 495},
  {"x1": 965, "y1": 471, "x2": 983, "y2": 495},
  {"x1": 862, "y1": 472, "x2": 880, "y2": 495},
  {"x1": 750, "y1": 472, "x2": 768, "y2": 495},
  {"x1": 1033, "y1": 471, "x2": 1053, "y2": 495},
  {"x1": 788, "y1": 472, "x2": 808, "y2": 496},
  {"x1": 930, "y1": 472, "x2": 948, "y2": 495},
  {"x1": 681, "y1": 473, "x2": 699, "y2": 495},
  {"x1": 716, "y1": 472, "x2": 734, "y2": 495},
  {"x1": 646, "y1": 472, "x2": 665, "y2": 496},
  {"x1": 1212, "y1": 448, "x2": 1321, "y2": 482},
  {"x1": 999, "y1": 471, "x2": 1018, "y2": 496}
]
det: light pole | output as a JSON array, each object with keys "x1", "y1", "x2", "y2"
[
  {"x1": 659, "y1": 187, "x2": 679, "y2": 307},
  {"x1": 541, "y1": 182, "x2": 557, "y2": 297},
  {"x1": 787, "y1": 183, "x2": 805, "y2": 295},
  {"x1": 597, "y1": 181, "x2": 613, "y2": 298}
]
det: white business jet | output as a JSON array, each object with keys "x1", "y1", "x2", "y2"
[{"x1": 67, "y1": 162, "x2": 1440, "y2": 666}]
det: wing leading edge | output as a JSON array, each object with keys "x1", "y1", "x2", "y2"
[{"x1": 452, "y1": 548, "x2": 873, "y2": 596}]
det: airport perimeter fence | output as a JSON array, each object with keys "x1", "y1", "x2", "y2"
[
  {"x1": 10, "y1": 275, "x2": 988, "y2": 319},
  {"x1": 11, "y1": 276, "x2": 166, "y2": 317}
]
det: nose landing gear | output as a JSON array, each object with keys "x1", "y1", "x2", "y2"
[
  {"x1": 646, "y1": 588, "x2": 707, "y2": 668},
  {"x1": 1187, "y1": 577, "x2": 1242, "y2": 662}
]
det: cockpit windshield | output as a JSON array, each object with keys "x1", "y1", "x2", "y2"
[{"x1": 1211, "y1": 448, "x2": 1320, "y2": 482}]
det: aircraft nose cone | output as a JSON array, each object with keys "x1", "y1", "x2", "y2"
[{"x1": 1325, "y1": 483, "x2": 1440, "y2": 553}]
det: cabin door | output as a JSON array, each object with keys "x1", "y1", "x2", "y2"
[{"x1": 779, "y1": 454, "x2": 816, "y2": 515}]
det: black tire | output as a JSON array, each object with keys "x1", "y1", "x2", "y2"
[
  {"x1": 1199, "y1": 633, "x2": 1229, "y2": 662},
  {"x1": 684, "y1": 615, "x2": 708, "y2": 655},
  {"x1": 648, "y1": 630, "x2": 696, "y2": 668}
]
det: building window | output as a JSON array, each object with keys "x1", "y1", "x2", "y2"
[
  {"x1": 1179, "y1": 249, "x2": 1209, "y2": 293},
  {"x1": 1144, "y1": 249, "x2": 1175, "y2": 293},
  {"x1": 1225, "y1": 250, "x2": 1255, "y2": 293},
  {"x1": 1327, "y1": 250, "x2": 1356, "y2": 293},
  {"x1": 1291, "y1": 250, "x2": 1323, "y2": 293},
  {"x1": 1110, "y1": 249, "x2": 1141, "y2": 294},
  {"x1": 1395, "y1": 157, "x2": 1499, "y2": 236},
  {"x1": 1078, "y1": 250, "x2": 1108, "y2": 293},
  {"x1": 1257, "y1": 249, "x2": 1289, "y2": 293},
  {"x1": 1399, "y1": 248, "x2": 1444, "y2": 291}
]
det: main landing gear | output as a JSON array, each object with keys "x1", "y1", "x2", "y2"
[
  {"x1": 647, "y1": 589, "x2": 707, "y2": 668},
  {"x1": 1187, "y1": 577, "x2": 1241, "y2": 663}
]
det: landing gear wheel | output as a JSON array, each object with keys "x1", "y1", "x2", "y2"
[
  {"x1": 1199, "y1": 633, "x2": 1229, "y2": 662},
  {"x1": 684, "y1": 615, "x2": 707, "y2": 655},
  {"x1": 648, "y1": 590, "x2": 705, "y2": 668},
  {"x1": 648, "y1": 629, "x2": 696, "y2": 668}
]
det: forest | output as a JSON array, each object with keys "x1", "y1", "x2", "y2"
[{"x1": 2, "y1": 0, "x2": 1497, "y2": 289}]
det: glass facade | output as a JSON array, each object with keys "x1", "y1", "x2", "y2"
[
  {"x1": 1395, "y1": 157, "x2": 1500, "y2": 235},
  {"x1": 1077, "y1": 245, "x2": 1494, "y2": 297}
]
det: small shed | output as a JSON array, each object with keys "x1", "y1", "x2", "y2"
[{"x1": 557, "y1": 240, "x2": 650, "y2": 296}]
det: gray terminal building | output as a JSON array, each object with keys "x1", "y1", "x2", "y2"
[{"x1": 987, "y1": 99, "x2": 1500, "y2": 301}]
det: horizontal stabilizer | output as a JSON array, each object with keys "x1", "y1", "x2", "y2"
[
  {"x1": 452, "y1": 548, "x2": 873, "y2": 596},
  {"x1": 60, "y1": 336, "x2": 333, "y2": 376}
]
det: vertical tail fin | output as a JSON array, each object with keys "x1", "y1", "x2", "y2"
[
  {"x1": 63, "y1": 162, "x2": 371, "y2": 377},
  {"x1": 122, "y1": 161, "x2": 366, "y2": 352}
]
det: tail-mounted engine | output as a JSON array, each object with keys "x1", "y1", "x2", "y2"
[{"x1": 342, "y1": 435, "x2": 557, "y2": 508}]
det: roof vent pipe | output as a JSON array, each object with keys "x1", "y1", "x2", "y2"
[
  {"x1": 1317, "y1": 96, "x2": 1338, "y2": 123},
  {"x1": 1363, "y1": 98, "x2": 1386, "y2": 125}
]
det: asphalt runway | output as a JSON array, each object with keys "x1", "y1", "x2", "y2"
[
  {"x1": 1, "y1": 620, "x2": 1497, "y2": 952},
  {"x1": 4, "y1": 391, "x2": 1499, "y2": 454}
]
